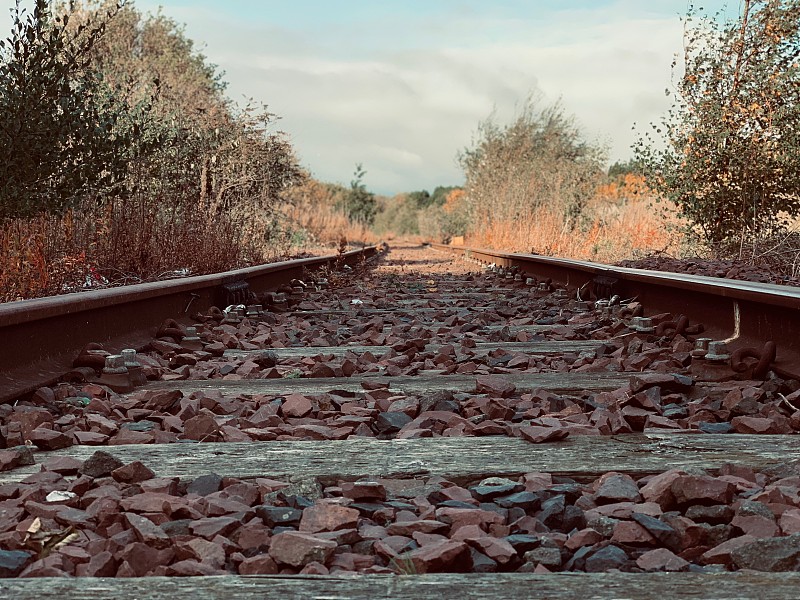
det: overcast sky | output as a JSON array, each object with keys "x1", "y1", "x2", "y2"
[{"x1": 4, "y1": 0, "x2": 740, "y2": 194}]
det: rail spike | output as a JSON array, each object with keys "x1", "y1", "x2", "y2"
[{"x1": 731, "y1": 341, "x2": 777, "y2": 380}]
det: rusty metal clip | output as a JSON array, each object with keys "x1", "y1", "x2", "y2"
[
  {"x1": 591, "y1": 276, "x2": 618, "y2": 300},
  {"x1": 731, "y1": 341, "x2": 777, "y2": 380},
  {"x1": 73, "y1": 343, "x2": 109, "y2": 370},
  {"x1": 157, "y1": 319, "x2": 184, "y2": 342}
]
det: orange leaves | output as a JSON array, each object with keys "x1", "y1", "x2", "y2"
[{"x1": 442, "y1": 189, "x2": 466, "y2": 214}]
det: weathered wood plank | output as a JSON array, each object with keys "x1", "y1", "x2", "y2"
[
  {"x1": 288, "y1": 307, "x2": 496, "y2": 316},
  {"x1": 2, "y1": 572, "x2": 799, "y2": 599},
  {"x1": 224, "y1": 340, "x2": 602, "y2": 360},
  {"x1": 2, "y1": 433, "x2": 796, "y2": 485},
  {"x1": 143, "y1": 372, "x2": 629, "y2": 396}
]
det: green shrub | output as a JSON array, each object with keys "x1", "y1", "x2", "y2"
[{"x1": 635, "y1": 0, "x2": 800, "y2": 249}]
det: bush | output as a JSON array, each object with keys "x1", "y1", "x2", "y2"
[
  {"x1": 337, "y1": 164, "x2": 377, "y2": 225},
  {"x1": 635, "y1": 0, "x2": 800, "y2": 249},
  {"x1": 0, "y1": 1, "x2": 302, "y2": 300},
  {"x1": 0, "y1": 0, "x2": 142, "y2": 218},
  {"x1": 459, "y1": 95, "x2": 606, "y2": 231}
]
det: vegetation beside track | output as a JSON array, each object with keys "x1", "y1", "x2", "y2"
[{"x1": 2, "y1": 1, "x2": 800, "y2": 301}]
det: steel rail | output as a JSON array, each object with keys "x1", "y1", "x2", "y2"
[
  {"x1": 431, "y1": 243, "x2": 800, "y2": 379},
  {"x1": 0, "y1": 246, "x2": 377, "y2": 403}
]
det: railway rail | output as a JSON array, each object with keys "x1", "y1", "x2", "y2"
[{"x1": 1, "y1": 242, "x2": 800, "y2": 598}]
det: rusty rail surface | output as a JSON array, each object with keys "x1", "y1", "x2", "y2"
[
  {"x1": 0, "y1": 247, "x2": 377, "y2": 403},
  {"x1": 431, "y1": 243, "x2": 800, "y2": 379}
]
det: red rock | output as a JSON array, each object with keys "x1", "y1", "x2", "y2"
[
  {"x1": 731, "y1": 416, "x2": 781, "y2": 434},
  {"x1": 565, "y1": 528, "x2": 604, "y2": 550},
  {"x1": 218, "y1": 426, "x2": 250, "y2": 442},
  {"x1": 464, "y1": 536, "x2": 516, "y2": 565},
  {"x1": 41, "y1": 456, "x2": 82, "y2": 474},
  {"x1": 182, "y1": 538, "x2": 226, "y2": 569},
  {"x1": 189, "y1": 516, "x2": 240, "y2": 539},
  {"x1": 73, "y1": 431, "x2": 109, "y2": 445},
  {"x1": 163, "y1": 561, "x2": 217, "y2": 576},
  {"x1": 112, "y1": 461, "x2": 155, "y2": 483},
  {"x1": 475, "y1": 375, "x2": 516, "y2": 398},
  {"x1": 611, "y1": 521, "x2": 656, "y2": 545},
  {"x1": 239, "y1": 554, "x2": 279, "y2": 574},
  {"x1": 636, "y1": 548, "x2": 689, "y2": 571},
  {"x1": 233, "y1": 521, "x2": 272, "y2": 551},
  {"x1": 124, "y1": 513, "x2": 170, "y2": 548},
  {"x1": 341, "y1": 481, "x2": 387, "y2": 501},
  {"x1": 0, "y1": 448, "x2": 33, "y2": 472},
  {"x1": 85, "y1": 414, "x2": 119, "y2": 435},
  {"x1": 183, "y1": 413, "x2": 220, "y2": 441},
  {"x1": 671, "y1": 475, "x2": 736, "y2": 506},
  {"x1": 517, "y1": 425, "x2": 569, "y2": 444},
  {"x1": 640, "y1": 470, "x2": 685, "y2": 509},
  {"x1": 780, "y1": 508, "x2": 800, "y2": 535},
  {"x1": 594, "y1": 472, "x2": 642, "y2": 504},
  {"x1": 268, "y1": 531, "x2": 337, "y2": 567},
  {"x1": 142, "y1": 390, "x2": 183, "y2": 411},
  {"x1": 731, "y1": 515, "x2": 778, "y2": 538},
  {"x1": 119, "y1": 491, "x2": 182, "y2": 513},
  {"x1": 435, "y1": 507, "x2": 504, "y2": 531},
  {"x1": 309, "y1": 363, "x2": 337, "y2": 378},
  {"x1": 524, "y1": 473, "x2": 553, "y2": 492},
  {"x1": 293, "y1": 425, "x2": 336, "y2": 440},
  {"x1": 300, "y1": 560, "x2": 330, "y2": 575},
  {"x1": 701, "y1": 535, "x2": 758, "y2": 566},
  {"x1": 119, "y1": 543, "x2": 175, "y2": 577},
  {"x1": 204, "y1": 496, "x2": 253, "y2": 517},
  {"x1": 77, "y1": 551, "x2": 117, "y2": 577},
  {"x1": 28, "y1": 428, "x2": 72, "y2": 450},
  {"x1": 7, "y1": 407, "x2": 54, "y2": 438},
  {"x1": 374, "y1": 536, "x2": 416, "y2": 559},
  {"x1": 330, "y1": 552, "x2": 375, "y2": 572},
  {"x1": 400, "y1": 539, "x2": 473, "y2": 573},
  {"x1": 108, "y1": 429, "x2": 154, "y2": 445},
  {"x1": 300, "y1": 502, "x2": 360, "y2": 533},
  {"x1": 387, "y1": 520, "x2": 449, "y2": 536},
  {"x1": 281, "y1": 394, "x2": 314, "y2": 418}
]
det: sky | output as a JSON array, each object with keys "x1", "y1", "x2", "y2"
[{"x1": 3, "y1": 0, "x2": 741, "y2": 195}]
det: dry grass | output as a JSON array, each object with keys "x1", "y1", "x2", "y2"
[
  {"x1": 465, "y1": 197, "x2": 685, "y2": 263},
  {"x1": 282, "y1": 178, "x2": 380, "y2": 249}
]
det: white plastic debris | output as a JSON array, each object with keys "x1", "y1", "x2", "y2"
[
  {"x1": 350, "y1": 298, "x2": 364, "y2": 306},
  {"x1": 224, "y1": 304, "x2": 246, "y2": 315},
  {"x1": 45, "y1": 490, "x2": 77, "y2": 503}
]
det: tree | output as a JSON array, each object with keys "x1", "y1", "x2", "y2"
[
  {"x1": 338, "y1": 164, "x2": 376, "y2": 224},
  {"x1": 0, "y1": 0, "x2": 141, "y2": 219},
  {"x1": 459, "y1": 95, "x2": 606, "y2": 229},
  {"x1": 635, "y1": 0, "x2": 800, "y2": 249}
]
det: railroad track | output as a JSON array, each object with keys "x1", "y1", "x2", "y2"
[{"x1": 1, "y1": 242, "x2": 800, "y2": 598}]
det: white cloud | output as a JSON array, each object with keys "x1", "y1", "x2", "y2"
[{"x1": 2, "y1": 1, "x2": 700, "y2": 194}]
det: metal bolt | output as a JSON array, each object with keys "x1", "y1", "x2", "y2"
[
  {"x1": 246, "y1": 305, "x2": 260, "y2": 318},
  {"x1": 554, "y1": 289, "x2": 568, "y2": 299},
  {"x1": 505, "y1": 273, "x2": 514, "y2": 280},
  {"x1": 121, "y1": 349, "x2": 140, "y2": 367},
  {"x1": 525, "y1": 278, "x2": 535, "y2": 286},
  {"x1": 574, "y1": 301, "x2": 591, "y2": 312},
  {"x1": 103, "y1": 354, "x2": 128, "y2": 375},
  {"x1": 181, "y1": 326, "x2": 204, "y2": 351},
  {"x1": 538, "y1": 282, "x2": 549, "y2": 292},
  {"x1": 705, "y1": 340, "x2": 731, "y2": 363},
  {"x1": 514, "y1": 274, "x2": 523, "y2": 282},
  {"x1": 121, "y1": 348, "x2": 146, "y2": 386},
  {"x1": 630, "y1": 316, "x2": 655, "y2": 333},
  {"x1": 692, "y1": 338, "x2": 712, "y2": 358}
]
